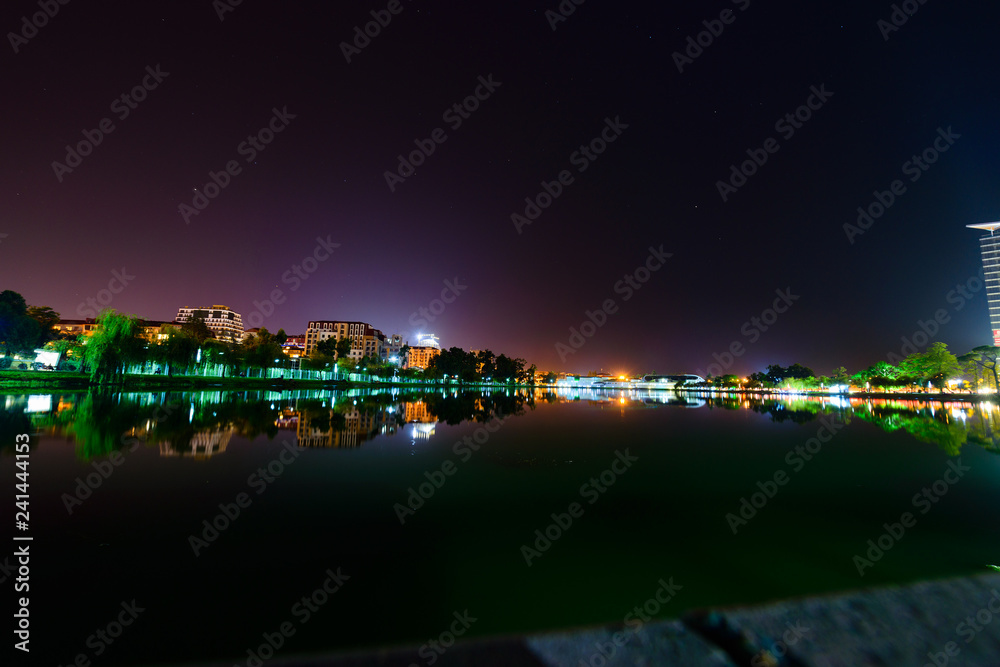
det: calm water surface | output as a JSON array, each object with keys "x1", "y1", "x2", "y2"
[{"x1": 2, "y1": 388, "x2": 999, "y2": 665}]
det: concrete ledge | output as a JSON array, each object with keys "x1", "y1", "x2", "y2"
[{"x1": 182, "y1": 573, "x2": 1000, "y2": 667}]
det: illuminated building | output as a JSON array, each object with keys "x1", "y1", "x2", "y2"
[
  {"x1": 305, "y1": 320, "x2": 386, "y2": 360},
  {"x1": 967, "y1": 222, "x2": 1000, "y2": 345},
  {"x1": 405, "y1": 345, "x2": 440, "y2": 370},
  {"x1": 174, "y1": 305, "x2": 244, "y2": 342},
  {"x1": 54, "y1": 318, "x2": 98, "y2": 337}
]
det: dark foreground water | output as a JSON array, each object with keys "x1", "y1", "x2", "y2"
[{"x1": 2, "y1": 388, "x2": 999, "y2": 666}]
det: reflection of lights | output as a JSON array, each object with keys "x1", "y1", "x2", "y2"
[
  {"x1": 188, "y1": 404, "x2": 195, "y2": 423},
  {"x1": 25, "y1": 395, "x2": 52, "y2": 413},
  {"x1": 411, "y1": 423, "x2": 436, "y2": 440}
]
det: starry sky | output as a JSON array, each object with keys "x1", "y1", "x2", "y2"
[{"x1": 2, "y1": 0, "x2": 999, "y2": 375}]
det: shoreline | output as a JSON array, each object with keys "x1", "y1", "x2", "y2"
[{"x1": 1, "y1": 371, "x2": 996, "y2": 402}]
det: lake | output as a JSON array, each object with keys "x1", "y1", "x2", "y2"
[{"x1": 3, "y1": 387, "x2": 999, "y2": 666}]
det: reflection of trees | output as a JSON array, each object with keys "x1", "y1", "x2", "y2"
[
  {"x1": 422, "y1": 391, "x2": 528, "y2": 425},
  {"x1": 741, "y1": 398, "x2": 826, "y2": 423},
  {"x1": 854, "y1": 407, "x2": 970, "y2": 455},
  {"x1": 0, "y1": 405, "x2": 34, "y2": 455},
  {"x1": 25, "y1": 390, "x2": 285, "y2": 459}
]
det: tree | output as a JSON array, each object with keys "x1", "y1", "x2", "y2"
[
  {"x1": 315, "y1": 337, "x2": 338, "y2": 357},
  {"x1": 84, "y1": 310, "x2": 146, "y2": 385},
  {"x1": 785, "y1": 363, "x2": 815, "y2": 379},
  {"x1": 44, "y1": 337, "x2": 84, "y2": 370},
  {"x1": 542, "y1": 371, "x2": 557, "y2": 384},
  {"x1": 520, "y1": 362, "x2": 537, "y2": 384},
  {"x1": 909, "y1": 342, "x2": 961, "y2": 389},
  {"x1": 967, "y1": 346, "x2": 1000, "y2": 394},
  {"x1": 335, "y1": 336, "x2": 353, "y2": 361},
  {"x1": 0, "y1": 290, "x2": 44, "y2": 354},
  {"x1": 831, "y1": 367, "x2": 851, "y2": 387},
  {"x1": 242, "y1": 328, "x2": 284, "y2": 375},
  {"x1": 180, "y1": 314, "x2": 215, "y2": 343},
  {"x1": 26, "y1": 305, "x2": 59, "y2": 344},
  {"x1": 476, "y1": 349, "x2": 496, "y2": 378},
  {"x1": 275, "y1": 328, "x2": 288, "y2": 346},
  {"x1": 150, "y1": 328, "x2": 199, "y2": 376}
]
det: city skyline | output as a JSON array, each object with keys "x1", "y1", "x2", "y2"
[{"x1": 2, "y1": 1, "x2": 999, "y2": 374}]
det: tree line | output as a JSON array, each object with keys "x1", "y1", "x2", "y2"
[{"x1": 701, "y1": 341, "x2": 1000, "y2": 393}]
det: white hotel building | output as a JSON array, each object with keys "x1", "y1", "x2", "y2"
[{"x1": 174, "y1": 305, "x2": 245, "y2": 342}]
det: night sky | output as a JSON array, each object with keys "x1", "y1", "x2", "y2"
[{"x1": 2, "y1": 0, "x2": 999, "y2": 376}]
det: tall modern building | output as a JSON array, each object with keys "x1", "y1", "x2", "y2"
[{"x1": 967, "y1": 222, "x2": 1000, "y2": 346}]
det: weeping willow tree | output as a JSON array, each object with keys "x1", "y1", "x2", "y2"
[{"x1": 83, "y1": 309, "x2": 146, "y2": 386}]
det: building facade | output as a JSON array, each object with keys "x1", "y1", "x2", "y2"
[
  {"x1": 174, "y1": 305, "x2": 244, "y2": 342},
  {"x1": 305, "y1": 321, "x2": 386, "y2": 360},
  {"x1": 54, "y1": 319, "x2": 98, "y2": 338},
  {"x1": 404, "y1": 345, "x2": 441, "y2": 370},
  {"x1": 968, "y1": 222, "x2": 1000, "y2": 346},
  {"x1": 384, "y1": 333, "x2": 403, "y2": 362}
]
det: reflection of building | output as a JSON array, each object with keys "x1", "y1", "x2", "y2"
[
  {"x1": 403, "y1": 401, "x2": 435, "y2": 423},
  {"x1": 405, "y1": 346, "x2": 440, "y2": 370},
  {"x1": 296, "y1": 407, "x2": 396, "y2": 448},
  {"x1": 967, "y1": 222, "x2": 1000, "y2": 345},
  {"x1": 158, "y1": 428, "x2": 233, "y2": 459},
  {"x1": 305, "y1": 321, "x2": 386, "y2": 360},
  {"x1": 275, "y1": 408, "x2": 299, "y2": 429},
  {"x1": 174, "y1": 305, "x2": 244, "y2": 342}
]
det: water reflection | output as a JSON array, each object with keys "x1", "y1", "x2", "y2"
[
  {"x1": 3, "y1": 387, "x2": 1000, "y2": 459},
  {"x1": 1, "y1": 388, "x2": 533, "y2": 459}
]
